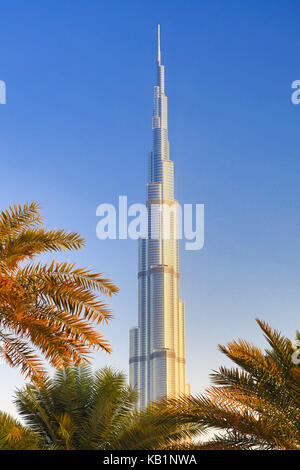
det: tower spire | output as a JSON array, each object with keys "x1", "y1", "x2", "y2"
[{"x1": 157, "y1": 24, "x2": 161, "y2": 65}]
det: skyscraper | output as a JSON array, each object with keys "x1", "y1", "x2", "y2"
[{"x1": 129, "y1": 25, "x2": 189, "y2": 409}]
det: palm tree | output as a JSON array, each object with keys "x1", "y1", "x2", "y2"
[
  {"x1": 6, "y1": 366, "x2": 195, "y2": 450},
  {"x1": 166, "y1": 319, "x2": 300, "y2": 450},
  {"x1": 0, "y1": 202, "x2": 119, "y2": 383},
  {"x1": 0, "y1": 411, "x2": 40, "y2": 450}
]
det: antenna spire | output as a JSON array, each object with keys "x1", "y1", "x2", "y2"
[{"x1": 157, "y1": 24, "x2": 161, "y2": 65}]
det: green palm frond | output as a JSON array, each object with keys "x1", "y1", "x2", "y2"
[
  {"x1": 14, "y1": 365, "x2": 195, "y2": 450},
  {"x1": 0, "y1": 411, "x2": 42, "y2": 450}
]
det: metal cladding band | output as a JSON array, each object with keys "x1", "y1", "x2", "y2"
[
  {"x1": 129, "y1": 25, "x2": 190, "y2": 409},
  {"x1": 138, "y1": 266, "x2": 180, "y2": 279},
  {"x1": 146, "y1": 199, "x2": 177, "y2": 206}
]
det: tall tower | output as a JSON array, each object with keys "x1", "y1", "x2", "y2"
[{"x1": 129, "y1": 25, "x2": 189, "y2": 409}]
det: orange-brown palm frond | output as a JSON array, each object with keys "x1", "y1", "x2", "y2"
[
  {"x1": 0, "y1": 201, "x2": 118, "y2": 383},
  {"x1": 161, "y1": 320, "x2": 300, "y2": 450},
  {"x1": 0, "y1": 202, "x2": 41, "y2": 238}
]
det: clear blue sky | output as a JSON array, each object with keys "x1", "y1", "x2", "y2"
[{"x1": 1, "y1": 0, "x2": 300, "y2": 417}]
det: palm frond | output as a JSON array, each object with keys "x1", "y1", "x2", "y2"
[
  {"x1": 14, "y1": 366, "x2": 196, "y2": 450},
  {"x1": 0, "y1": 202, "x2": 41, "y2": 239},
  {"x1": 0, "y1": 411, "x2": 41, "y2": 450},
  {"x1": 162, "y1": 320, "x2": 300, "y2": 450},
  {"x1": 0, "y1": 201, "x2": 118, "y2": 381}
]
